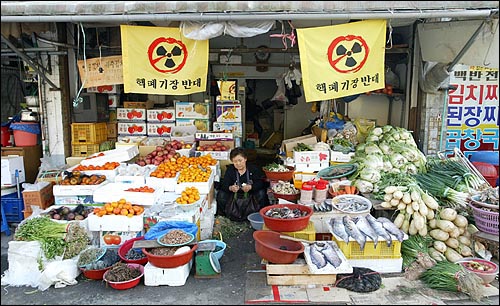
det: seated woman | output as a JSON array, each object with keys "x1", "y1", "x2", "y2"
[{"x1": 216, "y1": 147, "x2": 270, "y2": 219}]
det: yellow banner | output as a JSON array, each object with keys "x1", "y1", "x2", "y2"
[
  {"x1": 121, "y1": 25, "x2": 208, "y2": 95},
  {"x1": 297, "y1": 20, "x2": 387, "y2": 102}
]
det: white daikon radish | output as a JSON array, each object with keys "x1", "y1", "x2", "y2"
[
  {"x1": 428, "y1": 247, "x2": 446, "y2": 262},
  {"x1": 406, "y1": 204, "x2": 414, "y2": 215},
  {"x1": 380, "y1": 201, "x2": 392, "y2": 208},
  {"x1": 421, "y1": 192, "x2": 439, "y2": 210},
  {"x1": 428, "y1": 218, "x2": 437, "y2": 229},
  {"x1": 433, "y1": 240, "x2": 447, "y2": 253},
  {"x1": 410, "y1": 190, "x2": 421, "y2": 202},
  {"x1": 393, "y1": 190, "x2": 404, "y2": 200},
  {"x1": 459, "y1": 244, "x2": 473, "y2": 257},
  {"x1": 418, "y1": 225, "x2": 428, "y2": 236},
  {"x1": 384, "y1": 186, "x2": 398, "y2": 194},
  {"x1": 457, "y1": 235, "x2": 471, "y2": 246},
  {"x1": 426, "y1": 209, "x2": 435, "y2": 220},
  {"x1": 402, "y1": 214, "x2": 411, "y2": 234},
  {"x1": 439, "y1": 208, "x2": 457, "y2": 221},
  {"x1": 384, "y1": 193, "x2": 393, "y2": 202},
  {"x1": 393, "y1": 212, "x2": 405, "y2": 228},
  {"x1": 444, "y1": 248, "x2": 463, "y2": 263},
  {"x1": 413, "y1": 211, "x2": 424, "y2": 230},
  {"x1": 402, "y1": 192, "x2": 412, "y2": 204},
  {"x1": 458, "y1": 227, "x2": 465, "y2": 235},
  {"x1": 448, "y1": 226, "x2": 460, "y2": 239},
  {"x1": 429, "y1": 229, "x2": 449, "y2": 241},
  {"x1": 453, "y1": 215, "x2": 468, "y2": 228},
  {"x1": 436, "y1": 219, "x2": 456, "y2": 233},
  {"x1": 411, "y1": 201, "x2": 420, "y2": 212},
  {"x1": 397, "y1": 202, "x2": 407, "y2": 210},
  {"x1": 390, "y1": 199, "x2": 401, "y2": 207},
  {"x1": 418, "y1": 199, "x2": 429, "y2": 216},
  {"x1": 445, "y1": 237, "x2": 459, "y2": 249},
  {"x1": 409, "y1": 218, "x2": 418, "y2": 235}
]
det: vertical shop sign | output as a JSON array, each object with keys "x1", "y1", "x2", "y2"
[
  {"x1": 445, "y1": 64, "x2": 499, "y2": 157},
  {"x1": 120, "y1": 25, "x2": 208, "y2": 95},
  {"x1": 297, "y1": 20, "x2": 386, "y2": 102},
  {"x1": 77, "y1": 55, "x2": 123, "y2": 88}
]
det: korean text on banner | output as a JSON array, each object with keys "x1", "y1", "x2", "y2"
[
  {"x1": 297, "y1": 20, "x2": 386, "y2": 102},
  {"x1": 77, "y1": 55, "x2": 123, "y2": 88},
  {"x1": 120, "y1": 25, "x2": 208, "y2": 95}
]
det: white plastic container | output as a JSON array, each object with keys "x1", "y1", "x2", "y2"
[{"x1": 144, "y1": 260, "x2": 192, "y2": 286}]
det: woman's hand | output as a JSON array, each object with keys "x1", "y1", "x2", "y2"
[
  {"x1": 230, "y1": 184, "x2": 240, "y2": 193},
  {"x1": 241, "y1": 184, "x2": 252, "y2": 193}
]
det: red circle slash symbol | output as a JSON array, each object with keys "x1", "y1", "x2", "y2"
[
  {"x1": 327, "y1": 35, "x2": 369, "y2": 73},
  {"x1": 148, "y1": 37, "x2": 188, "y2": 74}
]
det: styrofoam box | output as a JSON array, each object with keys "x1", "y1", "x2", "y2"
[
  {"x1": 348, "y1": 257, "x2": 403, "y2": 273},
  {"x1": 53, "y1": 181, "x2": 108, "y2": 196},
  {"x1": 92, "y1": 182, "x2": 164, "y2": 206},
  {"x1": 330, "y1": 150, "x2": 355, "y2": 163},
  {"x1": 55, "y1": 195, "x2": 97, "y2": 205},
  {"x1": 87, "y1": 212, "x2": 144, "y2": 232},
  {"x1": 175, "y1": 171, "x2": 215, "y2": 194},
  {"x1": 193, "y1": 150, "x2": 230, "y2": 161},
  {"x1": 294, "y1": 161, "x2": 330, "y2": 172},
  {"x1": 144, "y1": 259, "x2": 192, "y2": 286},
  {"x1": 195, "y1": 132, "x2": 233, "y2": 140},
  {"x1": 146, "y1": 174, "x2": 179, "y2": 192},
  {"x1": 67, "y1": 164, "x2": 120, "y2": 182},
  {"x1": 37, "y1": 205, "x2": 91, "y2": 231},
  {"x1": 80, "y1": 146, "x2": 139, "y2": 166}
]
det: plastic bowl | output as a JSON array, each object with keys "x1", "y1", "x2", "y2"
[
  {"x1": 272, "y1": 191, "x2": 300, "y2": 203},
  {"x1": 263, "y1": 166, "x2": 295, "y2": 182},
  {"x1": 118, "y1": 236, "x2": 148, "y2": 265},
  {"x1": 458, "y1": 258, "x2": 499, "y2": 284},
  {"x1": 142, "y1": 244, "x2": 198, "y2": 269},
  {"x1": 260, "y1": 204, "x2": 313, "y2": 232},
  {"x1": 247, "y1": 212, "x2": 264, "y2": 230},
  {"x1": 253, "y1": 230, "x2": 304, "y2": 264},
  {"x1": 80, "y1": 266, "x2": 111, "y2": 280},
  {"x1": 103, "y1": 263, "x2": 144, "y2": 290},
  {"x1": 198, "y1": 239, "x2": 226, "y2": 260}
]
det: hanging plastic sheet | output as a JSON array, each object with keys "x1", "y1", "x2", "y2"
[{"x1": 180, "y1": 20, "x2": 274, "y2": 40}]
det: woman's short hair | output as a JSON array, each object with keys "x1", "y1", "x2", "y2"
[{"x1": 230, "y1": 147, "x2": 247, "y2": 160}]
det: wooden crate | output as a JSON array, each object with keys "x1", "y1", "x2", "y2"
[{"x1": 265, "y1": 259, "x2": 336, "y2": 286}]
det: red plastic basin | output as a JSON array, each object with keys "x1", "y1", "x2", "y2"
[
  {"x1": 260, "y1": 204, "x2": 313, "y2": 232},
  {"x1": 80, "y1": 266, "x2": 111, "y2": 280},
  {"x1": 142, "y1": 244, "x2": 198, "y2": 269},
  {"x1": 103, "y1": 263, "x2": 144, "y2": 290},
  {"x1": 253, "y1": 230, "x2": 304, "y2": 264},
  {"x1": 118, "y1": 236, "x2": 148, "y2": 265}
]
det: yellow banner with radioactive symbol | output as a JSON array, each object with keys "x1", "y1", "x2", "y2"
[
  {"x1": 120, "y1": 25, "x2": 208, "y2": 95},
  {"x1": 297, "y1": 20, "x2": 387, "y2": 102}
]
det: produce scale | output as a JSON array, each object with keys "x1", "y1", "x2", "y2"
[{"x1": 195, "y1": 241, "x2": 221, "y2": 278}]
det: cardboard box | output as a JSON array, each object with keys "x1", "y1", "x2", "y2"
[
  {"x1": 147, "y1": 109, "x2": 175, "y2": 122},
  {"x1": 87, "y1": 85, "x2": 120, "y2": 94},
  {"x1": 195, "y1": 132, "x2": 233, "y2": 141},
  {"x1": 147, "y1": 122, "x2": 175, "y2": 137},
  {"x1": 107, "y1": 122, "x2": 118, "y2": 138},
  {"x1": 117, "y1": 108, "x2": 147, "y2": 121},
  {"x1": 22, "y1": 182, "x2": 54, "y2": 209},
  {"x1": 123, "y1": 100, "x2": 155, "y2": 109},
  {"x1": 330, "y1": 150, "x2": 355, "y2": 163},
  {"x1": 198, "y1": 140, "x2": 235, "y2": 150},
  {"x1": 280, "y1": 134, "x2": 318, "y2": 158},
  {"x1": 108, "y1": 94, "x2": 119, "y2": 108},
  {"x1": 175, "y1": 101, "x2": 210, "y2": 119},
  {"x1": 117, "y1": 122, "x2": 147, "y2": 136},
  {"x1": 216, "y1": 104, "x2": 242, "y2": 122},
  {"x1": 175, "y1": 118, "x2": 210, "y2": 132},
  {"x1": 212, "y1": 122, "x2": 243, "y2": 137},
  {"x1": 1, "y1": 156, "x2": 26, "y2": 186}
]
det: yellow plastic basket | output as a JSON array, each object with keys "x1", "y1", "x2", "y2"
[
  {"x1": 71, "y1": 122, "x2": 107, "y2": 144},
  {"x1": 263, "y1": 221, "x2": 316, "y2": 241},
  {"x1": 333, "y1": 237, "x2": 402, "y2": 259}
]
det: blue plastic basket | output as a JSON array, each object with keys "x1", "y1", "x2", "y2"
[{"x1": 1, "y1": 193, "x2": 24, "y2": 223}]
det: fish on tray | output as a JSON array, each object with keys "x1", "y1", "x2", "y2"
[
  {"x1": 320, "y1": 241, "x2": 343, "y2": 268},
  {"x1": 343, "y1": 215, "x2": 366, "y2": 251},
  {"x1": 365, "y1": 214, "x2": 393, "y2": 247},
  {"x1": 354, "y1": 215, "x2": 379, "y2": 248},
  {"x1": 309, "y1": 243, "x2": 327, "y2": 269},
  {"x1": 377, "y1": 217, "x2": 405, "y2": 242},
  {"x1": 330, "y1": 217, "x2": 350, "y2": 244}
]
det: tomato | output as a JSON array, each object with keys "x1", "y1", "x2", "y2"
[
  {"x1": 103, "y1": 234, "x2": 114, "y2": 245},
  {"x1": 111, "y1": 235, "x2": 122, "y2": 245}
]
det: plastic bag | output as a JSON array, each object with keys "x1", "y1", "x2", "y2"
[
  {"x1": 225, "y1": 21, "x2": 274, "y2": 37},
  {"x1": 144, "y1": 221, "x2": 198, "y2": 240},
  {"x1": 335, "y1": 267, "x2": 382, "y2": 292},
  {"x1": 271, "y1": 77, "x2": 288, "y2": 103},
  {"x1": 181, "y1": 21, "x2": 225, "y2": 40},
  {"x1": 37, "y1": 257, "x2": 80, "y2": 291},
  {"x1": 1, "y1": 241, "x2": 43, "y2": 288},
  {"x1": 353, "y1": 118, "x2": 376, "y2": 143}
]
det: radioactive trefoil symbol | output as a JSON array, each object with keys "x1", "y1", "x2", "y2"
[
  {"x1": 148, "y1": 37, "x2": 188, "y2": 74},
  {"x1": 327, "y1": 35, "x2": 369, "y2": 73}
]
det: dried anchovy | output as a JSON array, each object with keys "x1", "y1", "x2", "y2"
[{"x1": 105, "y1": 262, "x2": 142, "y2": 282}]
